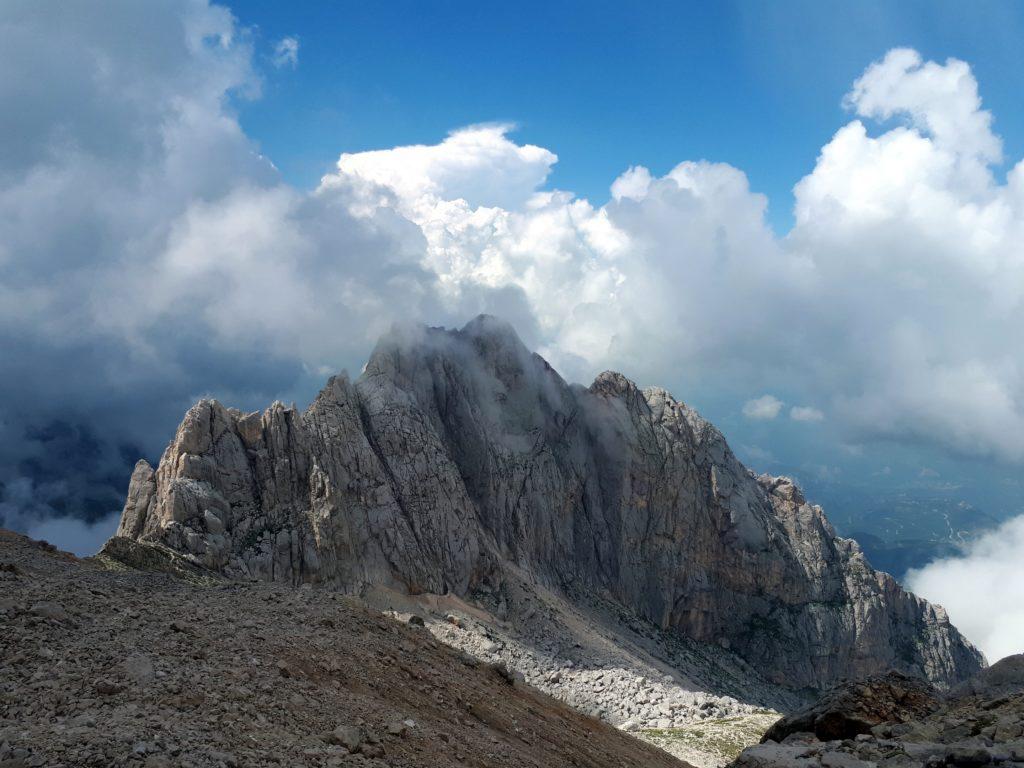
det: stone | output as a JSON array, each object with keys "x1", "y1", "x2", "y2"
[
  {"x1": 387, "y1": 722, "x2": 407, "y2": 737},
  {"x1": 946, "y1": 747, "x2": 993, "y2": 766},
  {"x1": 203, "y1": 510, "x2": 225, "y2": 535},
  {"x1": 28, "y1": 602, "x2": 69, "y2": 623},
  {"x1": 761, "y1": 672, "x2": 942, "y2": 743},
  {"x1": 93, "y1": 679, "x2": 125, "y2": 696},
  {"x1": 104, "y1": 316, "x2": 983, "y2": 690},
  {"x1": 206, "y1": 751, "x2": 237, "y2": 767},
  {"x1": 327, "y1": 726, "x2": 362, "y2": 753},
  {"x1": 361, "y1": 743, "x2": 385, "y2": 758},
  {"x1": 821, "y1": 753, "x2": 869, "y2": 768}
]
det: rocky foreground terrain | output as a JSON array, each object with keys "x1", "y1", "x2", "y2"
[
  {"x1": 731, "y1": 657, "x2": 1024, "y2": 767},
  {"x1": 6, "y1": 527, "x2": 1019, "y2": 768},
  {"x1": 113, "y1": 316, "x2": 981, "y2": 691},
  {"x1": 0, "y1": 529, "x2": 688, "y2": 768}
]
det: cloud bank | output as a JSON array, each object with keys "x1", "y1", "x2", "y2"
[
  {"x1": 907, "y1": 516, "x2": 1024, "y2": 663},
  {"x1": 2, "y1": 0, "x2": 1024, "y2": 593}
]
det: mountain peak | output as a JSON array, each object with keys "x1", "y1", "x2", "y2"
[{"x1": 107, "y1": 319, "x2": 983, "y2": 692}]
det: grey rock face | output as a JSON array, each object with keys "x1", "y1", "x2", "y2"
[{"x1": 109, "y1": 315, "x2": 983, "y2": 690}]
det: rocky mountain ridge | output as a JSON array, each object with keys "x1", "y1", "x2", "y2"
[{"x1": 109, "y1": 316, "x2": 984, "y2": 691}]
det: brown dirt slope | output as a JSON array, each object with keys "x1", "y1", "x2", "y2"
[{"x1": 0, "y1": 529, "x2": 687, "y2": 768}]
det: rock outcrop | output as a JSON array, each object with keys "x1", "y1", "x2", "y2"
[
  {"x1": 759, "y1": 673, "x2": 942, "y2": 742},
  {"x1": 108, "y1": 316, "x2": 984, "y2": 690},
  {"x1": 732, "y1": 655, "x2": 1024, "y2": 768}
]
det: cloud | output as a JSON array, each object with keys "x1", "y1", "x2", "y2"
[
  {"x1": 907, "y1": 515, "x2": 1024, "y2": 663},
  {"x1": 272, "y1": 36, "x2": 299, "y2": 68},
  {"x1": 786, "y1": 50, "x2": 1024, "y2": 461},
  {"x1": 4, "y1": 10, "x2": 1024, "y2": 559},
  {"x1": 743, "y1": 395, "x2": 784, "y2": 420},
  {"x1": 844, "y1": 48, "x2": 1001, "y2": 168},
  {"x1": 790, "y1": 405, "x2": 824, "y2": 422},
  {"x1": 326, "y1": 123, "x2": 558, "y2": 210},
  {"x1": 315, "y1": 48, "x2": 1024, "y2": 464},
  {"x1": 0, "y1": 1, "x2": 519, "y2": 542}
]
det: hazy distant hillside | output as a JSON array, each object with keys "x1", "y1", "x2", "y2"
[{"x1": 807, "y1": 487, "x2": 1006, "y2": 577}]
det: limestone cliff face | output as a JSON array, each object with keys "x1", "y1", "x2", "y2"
[{"x1": 112, "y1": 316, "x2": 984, "y2": 690}]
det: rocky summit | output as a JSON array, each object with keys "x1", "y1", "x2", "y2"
[{"x1": 109, "y1": 316, "x2": 982, "y2": 692}]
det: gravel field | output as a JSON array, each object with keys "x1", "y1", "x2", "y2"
[{"x1": 0, "y1": 529, "x2": 688, "y2": 768}]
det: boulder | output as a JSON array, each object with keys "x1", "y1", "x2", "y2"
[
  {"x1": 761, "y1": 672, "x2": 941, "y2": 742},
  {"x1": 949, "y1": 654, "x2": 1024, "y2": 700},
  {"x1": 326, "y1": 725, "x2": 362, "y2": 752}
]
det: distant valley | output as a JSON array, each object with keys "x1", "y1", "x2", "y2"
[{"x1": 809, "y1": 487, "x2": 1008, "y2": 577}]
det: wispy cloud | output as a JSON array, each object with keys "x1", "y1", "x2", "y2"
[
  {"x1": 272, "y1": 35, "x2": 299, "y2": 68},
  {"x1": 790, "y1": 405, "x2": 824, "y2": 422}
]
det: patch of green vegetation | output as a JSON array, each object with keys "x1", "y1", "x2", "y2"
[{"x1": 636, "y1": 711, "x2": 780, "y2": 765}]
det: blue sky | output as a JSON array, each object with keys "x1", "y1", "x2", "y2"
[{"x1": 234, "y1": 0, "x2": 1024, "y2": 234}]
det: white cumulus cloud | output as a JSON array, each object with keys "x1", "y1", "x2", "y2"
[
  {"x1": 907, "y1": 515, "x2": 1024, "y2": 663},
  {"x1": 743, "y1": 395, "x2": 784, "y2": 420},
  {"x1": 845, "y1": 48, "x2": 1001, "y2": 169},
  {"x1": 327, "y1": 123, "x2": 558, "y2": 210},
  {"x1": 786, "y1": 50, "x2": 1024, "y2": 461}
]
